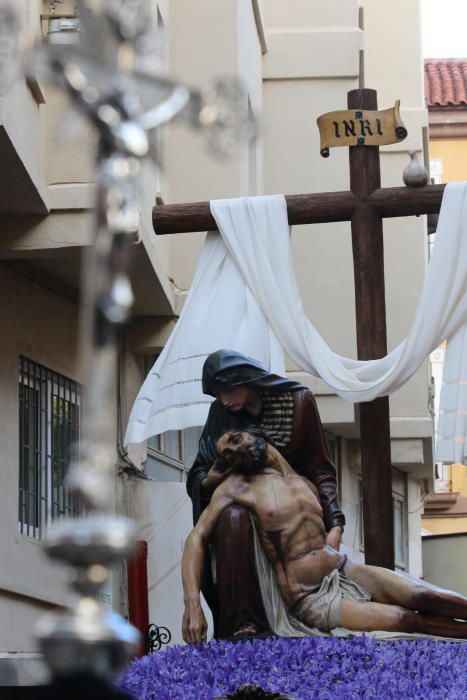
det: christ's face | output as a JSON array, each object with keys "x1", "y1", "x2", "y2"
[{"x1": 216, "y1": 430, "x2": 267, "y2": 475}]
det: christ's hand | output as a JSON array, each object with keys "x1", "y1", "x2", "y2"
[{"x1": 182, "y1": 600, "x2": 208, "y2": 644}]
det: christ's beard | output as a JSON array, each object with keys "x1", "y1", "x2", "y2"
[{"x1": 236, "y1": 437, "x2": 267, "y2": 475}]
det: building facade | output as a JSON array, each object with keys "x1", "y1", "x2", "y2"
[
  {"x1": 0, "y1": 0, "x2": 433, "y2": 683},
  {"x1": 421, "y1": 57, "x2": 467, "y2": 594}
]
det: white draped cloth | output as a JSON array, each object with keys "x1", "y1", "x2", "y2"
[{"x1": 125, "y1": 182, "x2": 467, "y2": 465}]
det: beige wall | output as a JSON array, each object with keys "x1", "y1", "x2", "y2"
[
  {"x1": 0, "y1": 266, "x2": 81, "y2": 650},
  {"x1": 429, "y1": 140, "x2": 467, "y2": 182},
  {"x1": 452, "y1": 463, "x2": 467, "y2": 495},
  {"x1": 422, "y1": 515, "x2": 467, "y2": 536},
  {"x1": 364, "y1": 0, "x2": 425, "y2": 110},
  {"x1": 43, "y1": 85, "x2": 97, "y2": 187},
  {"x1": 423, "y1": 534, "x2": 467, "y2": 596},
  {"x1": 264, "y1": 0, "x2": 358, "y2": 28},
  {"x1": 165, "y1": 0, "x2": 264, "y2": 291},
  {"x1": 0, "y1": 592, "x2": 55, "y2": 654}
]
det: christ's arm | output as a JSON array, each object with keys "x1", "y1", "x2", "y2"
[{"x1": 181, "y1": 483, "x2": 236, "y2": 643}]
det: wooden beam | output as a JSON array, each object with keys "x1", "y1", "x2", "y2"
[
  {"x1": 153, "y1": 191, "x2": 359, "y2": 234},
  {"x1": 369, "y1": 185, "x2": 445, "y2": 218},
  {"x1": 348, "y1": 88, "x2": 394, "y2": 570},
  {"x1": 153, "y1": 185, "x2": 445, "y2": 235}
]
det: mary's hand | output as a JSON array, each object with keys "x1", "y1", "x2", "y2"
[
  {"x1": 201, "y1": 460, "x2": 233, "y2": 493},
  {"x1": 182, "y1": 600, "x2": 208, "y2": 644}
]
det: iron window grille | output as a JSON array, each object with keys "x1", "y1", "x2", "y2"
[{"x1": 18, "y1": 356, "x2": 82, "y2": 539}]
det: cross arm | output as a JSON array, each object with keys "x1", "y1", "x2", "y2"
[
  {"x1": 152, "y1": 184, "x2": 446, "y2": 235},
  {"x1": 368, "y1": 184, "x2": 445, "y2": 219}
]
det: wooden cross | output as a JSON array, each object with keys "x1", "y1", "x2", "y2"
[{"x1": 152, "y1": 89, "x2": 445, "y2": 569}]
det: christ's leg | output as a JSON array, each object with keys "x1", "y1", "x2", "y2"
[
  {"x1": 339, "y1": 600, "x2": 467, "y2": 638},
  {"x1": 344, "y1": 560, "x2": 467, "y2": 620}
]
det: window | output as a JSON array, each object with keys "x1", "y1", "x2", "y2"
[
  {"x1": 358, "y1": 477, "x2": 364, "y2": 550},
  {"x1": 324, "y1": 431, "x2": 339, "y2": 465},
  {"x1": 429, "y1": 158, "x2": 443, "y2": 185},
  {"x1": 325, "y1": 431, "x2": 341, "y2": 499},
  {"x1": 357, "y1": 473, "x2": 408, "y2": 568},
  {"x1": 393, "y1": 493, "x2": 407, "y2": 569},
  {"x1": 18, "y1": 357, "x2": 81, "y2": 539},
  {"x1": 145, "y1": 427, "x2": 203, "y2": 482},
  {"x1": 146, "y1": 430, "x2": 184, "y2": 481},
  {"x1": 392, "y1": 469, "x2": 408, "y2": 570},
  {"x1": 144, "y1": 354, "x2": 203, "y2": 481}
]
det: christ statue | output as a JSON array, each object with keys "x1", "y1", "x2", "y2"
[{"x1": 182, "y1": 428, "x2": 467, "y2": 643}]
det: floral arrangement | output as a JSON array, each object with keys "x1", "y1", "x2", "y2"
[{"x1": 118, "y1": 636, "x2": 466, "y2": 699}]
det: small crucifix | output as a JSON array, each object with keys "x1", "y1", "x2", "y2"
[{"x1": 152, "y1": 89, "x2": 445, "y2": 570}]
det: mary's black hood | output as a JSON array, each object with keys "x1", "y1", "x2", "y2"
[{"x1": 202, "y1": 349, "x2": 305, "y2": 397}]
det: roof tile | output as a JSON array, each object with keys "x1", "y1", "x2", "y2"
[{"x1": 424, "y1": 59, "x2": 467, "y2": 107}]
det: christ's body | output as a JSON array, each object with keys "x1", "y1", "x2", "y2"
[{"x1": 182, "y1": 430, "x2": 467, "y2": 643}]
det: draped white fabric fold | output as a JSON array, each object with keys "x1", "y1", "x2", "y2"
[
  {"x1": 124, "y1": 182, "x2": 467, "y2": 464},
  {"x1": 123, "y1": 227, "x2": 286, "y2": 444}
]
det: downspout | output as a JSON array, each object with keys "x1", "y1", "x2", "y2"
[{"x1": 127, "y1": 540, "x2": 150, "y2": 657}]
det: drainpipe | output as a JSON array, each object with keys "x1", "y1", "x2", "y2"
[{"x1": 127, "y1": 539, "x2": 149, "y2": 657}]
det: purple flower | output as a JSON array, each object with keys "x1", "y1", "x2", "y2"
[{"x1": 117, "y1": 636, "x2": 467, "y2": 700}]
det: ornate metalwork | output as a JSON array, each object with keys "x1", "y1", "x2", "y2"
[
  {"x1": 147, "y1": 623, "x2": 171, "y2": 653},
  {"x1": 215, "y1": 684, "x2": 297, "y2": 700}
]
